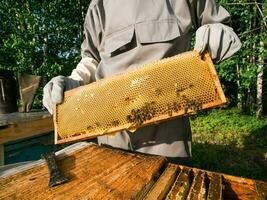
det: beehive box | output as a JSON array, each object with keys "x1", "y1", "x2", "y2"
[
  {"x1": 54, "y1": 51, "x2": 226, "y2": 144},
  {"x1": 0, "y1": 143, "x2": 266, "y2": 200}
]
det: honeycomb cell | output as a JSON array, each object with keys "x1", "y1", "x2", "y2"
[{"x1": 55, "y1": 51, "x2": 226, "y2": 144}]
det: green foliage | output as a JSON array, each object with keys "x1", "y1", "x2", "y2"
[
  {"x1": 191, "y1": 108, "x2": 267, "y2": 181},
  {"x1": 0, "y1": 0, "x2": 266, "y2": 181},
  {"x1": 0, "y1": 0, "x2": 90, "y2": 78},
  {"x1": 218, "y1": 0, "x2": 267, "y2": 114},
  {"x1": 0, "y1": 0, "x2": 266, "y2": 113},
  {"x1": 191, "y1": 108, "x2": 267, "y2": 146},
  {"x1": 0, "y1": 0, "x2": 90, "y2": 108}
]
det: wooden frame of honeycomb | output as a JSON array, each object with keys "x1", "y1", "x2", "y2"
[{"x1": 54, "y1": 51, "x2": 226, "y2": 144}]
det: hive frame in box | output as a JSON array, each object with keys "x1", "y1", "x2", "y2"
[{"x1": 54, "y1": 51, "x2": 226, "y2": 144}]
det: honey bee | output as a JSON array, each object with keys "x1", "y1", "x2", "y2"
[
  {"x1": 166, "y1": 103, "x2": 173, "y2": 117},
  {"x1": 154, "y1": 88, "x2": 162, "y2": 97},
  {"x1": 124, "y1": 97, "x2": 131, "y2": 104},
  {"x1": 126, "y1": 102, "x2": 156, "y2": 125},
  {"x1": 111, "y1": 120, "x2": 120, "y2": 126},
  {"x1": 86, "y1": 125, "x2": 93, "y2": 130},
  {"x1": 95, "y1": 122, "x2": 100, "y2": 127},
  {"x1": 172, "y1": 102, "x2": 179, "y2": 112}
]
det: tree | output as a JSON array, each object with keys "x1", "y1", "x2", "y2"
[
  {"x1": 218, "y1": 0, "x2": 266, "y2": 115},
  {"x1": 0, "y1": 0, "x2": 90, "y2": 77},
  {"x1": 0, "y1": 0, "x2": 265, "y2": 114},
  {"x1": 255, "y1": 2, "x2": 266, "y2": 118},
  {"x1": 0, "y1": 0, "x2": 90, "y2": 108}
]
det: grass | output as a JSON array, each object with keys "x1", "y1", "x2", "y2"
[{"x1": 190, "y1": 108, "x2": 267, "y2": 182}]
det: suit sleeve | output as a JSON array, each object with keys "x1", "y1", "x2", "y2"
[
  {"x1": 191, "y1": 0, "x2": 241, "y2": 63},
  {"x1": 70, "y1": 5, "x2": 102, "y2": 84}
]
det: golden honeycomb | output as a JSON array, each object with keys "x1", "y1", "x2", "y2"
[{"x1": 54, "y1": 51, "x2": 226, "y2": 144}]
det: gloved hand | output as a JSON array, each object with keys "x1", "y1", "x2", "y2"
[
  {"x1": 43, "y1": 57, "x2": 98, "y2": 114},
  {"x1": 194, "y1": 23, "x2": 241, "y2": 63},
  {"x1": 42, "y1": 76, "x2": 81, "y2": 114}
]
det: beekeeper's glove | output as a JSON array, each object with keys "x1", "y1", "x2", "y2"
[
  {"x1": 43, "y1": 57, "x2": 98, "y2": 114},
  {"x1": 194, "y1": 23, "x2": 241, "y2": 63}
]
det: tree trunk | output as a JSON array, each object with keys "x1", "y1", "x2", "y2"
[
  {"x1": 236, "y1": 63, "x2": 242, "y2": 111},
  {"x1": 78, "y1": 0, "x2": 86, "y2": 41},
  {"x1": 256, "y1": 39, "x2": 264, "y2": 118},
  {"x1": 246, "y1": 4, "x2": 257, "y2": 114},
  {"x1": 256, "y1": 2, "x2": 265, "y2": 118}
]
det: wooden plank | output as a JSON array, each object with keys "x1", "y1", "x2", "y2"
[
  {"x1": 207, "y1": 174, "x2": 223, "y2": 200},
  {"x1": 174, "y1": 165, "x2": 267, "y2": 200},
  {"x1": 0, "y1": 143, "x2": 166, "y2": 200},
  {"x1": 0, "y1": 117, "x2": 53, "y2": 144},
  {"x1": 191, "y1": 167, "x2": 264, "y2": 200},
  {"x1": 144, "y1": 164, "x2": 179, "y2": 200},
  {"x1": 0, "y1": 144, "x2": 4, "y2": 165},
  {"x1": 255, "y1": 181, "x2": 267, "y2": 200},
  {"x1": 166, "y1": 167, "x2": 191, "y2": 200},
  {"x1": 0, "y1": 111, "x2": 51, "y2": 127},
  {"x1": 221, "y1": 173, "x2": 259, "y2": 200},
  {"x1": 204, "y1": 52, "x2": 227, "y2": 104},
  {"x1": 0, "y1": 142, "x2": 90, "y2": 178},
  {"x1": 135, "y1": 175, "x2": 160, "y2": 200},
  {"x1": 187, "y1": 171, "x2": 206, "y2": 200}
]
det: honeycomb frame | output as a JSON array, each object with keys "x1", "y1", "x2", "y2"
[{"x1": 54, "y1": 51, "x2": 226, "y2": 144}]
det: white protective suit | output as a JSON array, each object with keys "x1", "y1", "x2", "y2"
[{"x1": 43, "y1": 0, "x2": 241, "y2": 164}]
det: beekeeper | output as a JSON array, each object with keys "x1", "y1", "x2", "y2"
[{"x1": 43, "y1": 0, "x2": 241, "y2": 164}]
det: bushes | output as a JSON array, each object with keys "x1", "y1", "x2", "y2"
[{"x1": 191, "y1": 108, "x2": 267, "y2": 181}]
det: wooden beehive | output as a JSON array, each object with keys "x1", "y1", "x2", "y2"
[
  {"x1": 1, "y1": 143, "x2": 266, "y2": 200},
  {"x1": 54, "y1": 51, "x2": 226, "y2": 144}
]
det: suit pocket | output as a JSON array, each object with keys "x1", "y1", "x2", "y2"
[
  {"x1": 103, "y1": 26, "x2": 135, "y2": 56},
  {"x1": 102, "y1": 19, "x2": 181, "y2": 57},
  {"x1": 135, "y1": 19, "x2": 181, "y2": 44}
]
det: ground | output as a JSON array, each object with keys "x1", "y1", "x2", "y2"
[{"x1": 190, "y1": 108, "x2": 267, "y2": 182}]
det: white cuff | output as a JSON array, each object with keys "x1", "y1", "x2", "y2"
[{"x1": 69, "y1": 57, "x2": 98, "y2": 85}]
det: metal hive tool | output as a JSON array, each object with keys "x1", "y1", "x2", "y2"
[{"x1": 54, "y1": 51, "x2": 226, "y2": 144}]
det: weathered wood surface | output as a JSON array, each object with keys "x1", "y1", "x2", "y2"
[
  {"x1": 222, "y1": 172, "x2": 266, "y2": 200},
  {"x1": 166, "y1": 167, "x2": 191, "y2": 199},
  {"x1": 0, "y1": 111, "x2": 51, "y2": 126},
  {"x1": 0, "y1": 111, "x2": 53, "y2": 144},
  {"x1": 255, "y1": 181, "x2": 267, "y2": 200},
  {"x1": 0, "y1": 143, "x2": 165, "y2": 200},
  {"x1": 145, "y1": 164, "x2": 178, "y2": 200},
  {"x1": 0, "y1": 142, "x2": 266, "y2": 200},
  {"x1": 187, "y1": 171, "x2": 206, "y2": 200},
  {"x1": 207, "y1": 174, "x2": 222, "y2": 200},
  {"x1": 0, "y1": 145, "x2": 3, "y2": 166},
  {"x1": 0, "y1": 111, "x2": 53, "y2": 166}
]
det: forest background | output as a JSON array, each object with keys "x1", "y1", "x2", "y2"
[{"x1": 0, "y1": 0, "x2": 266, "y2": 181}]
